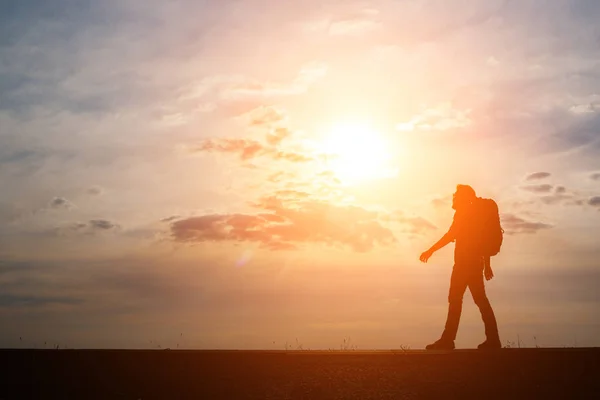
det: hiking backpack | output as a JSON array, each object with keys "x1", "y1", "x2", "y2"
[{"x1": 476, "y1": 197, "x2": 504, "y2": 257}]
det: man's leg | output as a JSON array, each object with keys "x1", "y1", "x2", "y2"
[
  {"x1": 427, "y1": 267, "x2": 468, "y2": 349},
  {"x1": 468, "y1": 273, "x2": 500, "y2": 347},
  {"x1": 441, "y1": 267, "x2": 469, "y2": 341}
]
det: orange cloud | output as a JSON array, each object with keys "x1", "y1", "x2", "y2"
[
  {"x1": 169, "y1": 192, "x2": 396, "y2": 252},
  {"x1": 270, "y1": 150, "x2": 313, "y2": 162},
  {"x1": 197, "y1": 139, "x2": 264, "y2": 160},
  {"x1": 265, "y1": 127, "x2": 292, "y2": 146},
  {"x1": 240, "y1": 105, "x2": 287, "y2": 127},
  {"x1": 192, "y1": 138, "x2": 312, "y2": 163}
]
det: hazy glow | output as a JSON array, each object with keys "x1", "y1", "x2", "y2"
[
  {"x1": 320, "y1": 122, "x2": 397, "y2": 184},
  {"x1": 396, "y1": 121, "x2": 416, "y2": 132}
]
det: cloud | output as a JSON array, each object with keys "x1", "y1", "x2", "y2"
[
  {"x1": 569, "y1": 95, "x2": 600, "y2": 114},
  {"x1": 569, "y1": 103, "x2": 599, "y2": 114},
  {"x1": 0, "y1": 294, "x2": 83, "y2": 308},
  {"x1": 267, "y1": 171, "x2": 296, "y2": 183},
  {"x1": 328, "y1": 19, "x2": 380, "y2": 36},
  {"x1": 56, "y1": 219, "x2": 121, "y2": 236},
  {"x1": 304, "y1": 6, "x2": 381, "y2": 37},
  {"x1": 525, "y1": 172, "x2": 551, "y2": 181},
  {"x1": 518, "y1": 185, "x2": 587, "y2": 207},
  {"x1": 431, "y1": 195, "x2": 452, "y2": 208},
  {"x1": 269, "y1": 149, "x2": 313, "y2": 162},
  {"x1": 49, "y1": 197, "x2": 73, "y2": 209},
  {"x1": 520, "y1": 184, "x2": 554, "y2": 193},
  {"x1": 218, "y1": 62, "x2": 328, "y2": 101},
  {"x1": 501, "y1": 214, "x2": 553, "y2": 235},
  {"x1": 190, "y1": 138, "x2": 312, "y2": 163},
  {"x1": 265, "y1": 127, "x2": 293, "y2": 146},
  {"x1": 195, "y1": 139, "x2": 264, "y2": 161},
  {"x1": 327, "y1": 8, "x2": 381, "y2": 37},
  {"x1": 239, "y1": 105, "x2": 287, "y2": 127},
  {"x1": 590, "y1": 172, "x2": 600, "y2": 181},
  {"x1": 88, "y1": 220, "x2": 119, "y2": 230},
  {"x1": 190, "y1": 139, "x2": 260, "y2": 161},
  {"x1": 169, "y1": 192, "x2": 396, "y2": 252},
  {"x1": 396, "y1": 103, "x2": 471, "y2": 132},
  {"x1": 539, "y1": 193, "x2": 573, "y2": 205},
  {"x1": 388, "y1": 213, "x2": 437, "y2": 235},
  {"x1": 589, "y1": 196, "x2": 600, "y2": 207},
  {"x1": 86, "y1": 186, "x2": 104, "y2": 196}
]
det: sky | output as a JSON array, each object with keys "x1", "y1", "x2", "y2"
[{"x1": 1, "y1": 0, "x2": 600, "y2": 350}]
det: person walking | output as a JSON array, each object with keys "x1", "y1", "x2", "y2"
[{"x1": 420, "y1": 184, "x2": 502, "y2": 350}]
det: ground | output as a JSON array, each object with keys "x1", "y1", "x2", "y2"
[{"x1": 1, "y1": 349, "x2": 599, "y2": 399}]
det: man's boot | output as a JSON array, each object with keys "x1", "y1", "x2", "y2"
[
  {"x1": 478, "y1": 338, "x2": 501, "y2": 349},
  {"x1": 426, "y1": 338, "x2": 455, "y2": 350}
]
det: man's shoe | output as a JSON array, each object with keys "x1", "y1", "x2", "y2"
[
  {"x1": 477, "y1": 339, "x2": 502, "y2": 350},
  {"x1": 425, "y1": 338, "x2": 455, "y2": 350}
]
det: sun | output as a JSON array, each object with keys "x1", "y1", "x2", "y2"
[{"x1": 320, "y1": 122, "x2": 396, "y2": 184}]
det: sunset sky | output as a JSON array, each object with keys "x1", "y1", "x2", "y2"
[{"x1": 1, "y1": 0, "x2": 600, "y2": 350}]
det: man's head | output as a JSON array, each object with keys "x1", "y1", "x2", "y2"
[{"x1": 452, "y1": 184, "x2": 476, "y2": 210}]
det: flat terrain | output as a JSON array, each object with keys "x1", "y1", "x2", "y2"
[{"x1": 1, "y1": 348, "x2": 599, "y2": 399}]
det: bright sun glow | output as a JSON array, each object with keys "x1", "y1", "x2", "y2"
[{"x1": 321, "y1": 122, "x2": 397, "y2": 184}]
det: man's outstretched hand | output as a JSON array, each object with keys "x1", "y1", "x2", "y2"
[
  {"x1": 484, "y1": 266, "x2": 494, "y2": 281},
  {"x1": 420, "y1": 249, "x2": 434, "y2": 263}
]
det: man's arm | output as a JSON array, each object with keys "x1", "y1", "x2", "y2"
[
  {"x1": 419, "y1": 231, "x2": 455, "y2": 263},
  {"x1": 484, "y1": 256, "x2": 494, "y2": 280}
]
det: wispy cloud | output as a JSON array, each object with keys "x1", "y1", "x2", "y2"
[
  {"x1": 182, "y1": 62, "x2": 328, "y2": 106},
  {"x1": 520, "y1": 184, "x2": 554, "y2": 193},
  {"x1": 0, "y1": 294, "x2": 83, "y2": 308},
  {"x1": 525, "y1": 172, "x2": 551, "y2": 181},
  {"x1": 193, "y1": 139, "x2": 264, "y2": 161},
  {"x1": 501, "y1": 213, "x2": 553, "y2": 235},
  {"x1": 189, "y1": 138, "x2": 312, "y2": 163},
  {"x1": 383, "y1": 211, "x2": 437, "y2": 235},
  {"x1": 55, "y1": 219, "x2": 121, "y2": 236},
  {"x1": 396, "y1": 103, "x2": 471, "y2": 132}
]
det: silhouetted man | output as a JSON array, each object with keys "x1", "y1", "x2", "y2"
[{"x1": 420, "y1": 184, "x2": 501, "y2": 350}]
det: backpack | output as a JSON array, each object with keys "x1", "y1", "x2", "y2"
[{"x1": 475, "y1": 197, "x2": 504, "y2": 257}]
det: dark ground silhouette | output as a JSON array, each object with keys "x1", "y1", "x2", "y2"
[{"x1": 1, "y1": 348, "x2": 599, "y2": 399}]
